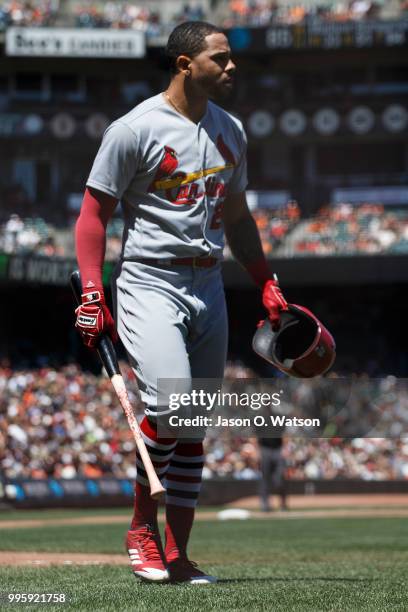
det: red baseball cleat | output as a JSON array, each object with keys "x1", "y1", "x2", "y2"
[
  {"x1": 167, "y1": 557, "x2": 217, "y2": 584},
  {"x1": 126, "y1": 524, "x2": 169, "y2": 582}
]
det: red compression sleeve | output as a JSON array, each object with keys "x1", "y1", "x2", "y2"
[
  {"x1": 75, "y1": 187, "x2": 118, "y2": 294},
  {"x1": 246, "y1": 256, "x2": 274, "y2": 288}
]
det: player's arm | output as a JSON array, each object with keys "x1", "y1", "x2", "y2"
[
  {"x1": 222, "y1": 191, "x2": 288, "y2": 327},
  {"x1": 74, "y1": 186, "x2": 119, "y2": 347}
]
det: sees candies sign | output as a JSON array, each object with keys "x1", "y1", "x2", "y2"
[{"x1": 6, "y1": 28, "x2": 145, "y2": 58}]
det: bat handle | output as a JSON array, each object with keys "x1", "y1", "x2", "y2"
[{"x1": 97, "y1": 335, "x2": 120, "y2": 378}]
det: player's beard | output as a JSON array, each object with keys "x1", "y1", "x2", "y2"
[
  {"x1": 192, "y1": 70, "x2": 235, "y2": 102},
  {"x1": 207, "y1": 80, "x2": 234, "y2": 102}
]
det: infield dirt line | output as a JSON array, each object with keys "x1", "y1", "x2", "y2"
[
  {"x1": 1, "y1": 507, "x2": 408, "y2": 567},
  {"x1": 0, "y1": 552, "x2": 129, "y2": 566},
  {"x1": 1, "y1": 507, "x2": 408, "y2": 530}
]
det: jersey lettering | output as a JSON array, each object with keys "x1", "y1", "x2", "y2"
[
  {"x1": 205, "y1": 176, "x2": 226, "y2": 199},
  {"x1": 210, "y1": 202, "x2": 224, "y2": 230},
  {"x1": 166, "y1": 182, "x2": 204, "y2": 205}
]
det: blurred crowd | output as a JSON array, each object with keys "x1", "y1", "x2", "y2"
[
  {"x1": 73, "y1": 3, "x2": 161, "y2": 36},
  {"x1": 0, "y1": 0, "x2": 203, "y2": 34},
  {"x1": 1, "y1": 361, "x2": 407, "y2": 481},
  {"x1": 285, "y1": 437, "x2": 408, "y2": 480},
  {"x1": 292, "y1": 203, "x2": 408, "y2": 256},
  {"x1": 220, "y1": 0, "x2": 406, "y2": 27},
  {"x1": 72, "y1": 1, "x2": 207, "y2": 35},
  {"x1": 2, "y1": 202, "x2": 407, "y2": 258},
  {"x1": 0, "y1": 0, "x2": 59, "y2": 29},
  {"x1": 204, "y1": 437, "x2": 408, "y2": 480},
  {"x1": 225, "y1": 199, "x2": 301, "y2": 258},
  {"x1": 0, "y1": 363, "x2": 139, "y2": 480},
  {"x1": 0, "y1": 214, "x2": 63, "y2": 256},
  {"x1": 1, "y1": 0, "x2": 407, "y2": 34}
]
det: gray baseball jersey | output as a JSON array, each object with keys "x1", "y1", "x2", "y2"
[{"x1": 87, "y1": 92, "x2": 247, "y2": 260}]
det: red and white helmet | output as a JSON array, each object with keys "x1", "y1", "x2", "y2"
[{"x1": 253, "y1": 304, "x2": 336, "y2": 378}]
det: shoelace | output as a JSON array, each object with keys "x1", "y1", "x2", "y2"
[{"x1": 135, "y1": 525, "x2": 162, "y2": 562}]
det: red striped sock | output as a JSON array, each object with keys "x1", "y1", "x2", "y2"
[
  {"x1": 130, "y1": 416, "x2": 176, "y2": 530},
  {"x1": 164, "y1": 441, "x2": 204, "y2": 561}
]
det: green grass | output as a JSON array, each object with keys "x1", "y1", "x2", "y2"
[
  {"x1": 1, "y1": 517, "x2": 407, "y2": 611},
  {"x1": 0, "y1": 507, "x2": 132, "y2": 521},
  {"x1": 0, "y1": 506, "x2": 222, "y2": 522}
]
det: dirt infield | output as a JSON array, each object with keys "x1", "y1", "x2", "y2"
[
  {"x1": 0, "y1": 552, "x2": 129, "y2": 566},
  {"x1": 1, "y1": 494, "x2": 408, "y2": 566},
  {"x1": 228, "y1": 493, "x2": 408, "y2": 509}
]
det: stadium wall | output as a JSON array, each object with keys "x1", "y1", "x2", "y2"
[
  {"x1": 0, "y1": 253, "x2": 407, "y2": 288},
  {"x1": 2, "y1": 477, "x2": 408, "y2": 509}
]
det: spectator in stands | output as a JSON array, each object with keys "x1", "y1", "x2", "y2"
[
  {"x1": 0, "y1": 201, "x2": 407, "y2": 258},
  {"x1": 1, "y1": 0, "x2": 402, "y2": 33},
  {"x1": 0, "y1": 0, "x2": 58, "y2": 29},
  {"x1": 2, "y1": 214, "x2": 24, "y2": 253},
  {"x1": 292, "y1": 202, "x2": 407, "y2": 256},
  {"x1": 1, "y1": 362, "x2": 408, "y2": 481}
]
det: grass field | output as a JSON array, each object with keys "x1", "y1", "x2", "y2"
[{"x1": 1, "y1": 512, "x2": 407, "y2": 611}]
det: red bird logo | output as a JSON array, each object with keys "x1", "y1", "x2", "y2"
[{"x1": 148, "y1": 146, "x2": 179, "y2": 192}]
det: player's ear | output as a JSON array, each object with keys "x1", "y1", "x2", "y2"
[{"x1": 176, "y1": 55, "x2": 192, "y2": 76}]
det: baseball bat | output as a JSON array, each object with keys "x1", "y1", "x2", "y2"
[{"x1": 70, "y1": 270, "x2": 165, "y2": 500}]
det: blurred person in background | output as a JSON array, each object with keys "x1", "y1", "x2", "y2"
[{"x1": 257, "y1": 434, "x2": 288, "y2": 512}]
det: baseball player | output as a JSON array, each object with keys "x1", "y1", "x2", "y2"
[
  {"x1": 74, "y1": 21, "x2": 289, "y2": 584},
  {"x1": 258, "y1": 435, "x2": 288, "y2": 512}
]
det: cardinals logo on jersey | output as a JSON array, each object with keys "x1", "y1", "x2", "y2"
[
  {"x1": 148, "y1": 136, "x2": 236, "y2": 207},
  {"x1": 148, "y1": 146, "x2": 184, "y2": 192}
]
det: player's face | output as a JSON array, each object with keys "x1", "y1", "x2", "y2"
[{"x1": 190, "y1": 33, "x2": 236, "y2": 100}]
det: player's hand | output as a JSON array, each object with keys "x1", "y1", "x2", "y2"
[
  {"x1": 75, "y1": 290, "x2": 118, "y2": 348},
  {"x1": 262, "y1": 278, "x2": 289, "y2": 330}
]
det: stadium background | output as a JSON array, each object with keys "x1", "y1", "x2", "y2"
[{"x1": 0, "y1": 0, "x2": 408, "y2": 509}]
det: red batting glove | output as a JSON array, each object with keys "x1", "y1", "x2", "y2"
[
  {"x1": 75, "y1": 289, "x2": 118, "y2": 348},
  {"x1": 262, "y1": 278, "x2": 289, "y2": 330}
]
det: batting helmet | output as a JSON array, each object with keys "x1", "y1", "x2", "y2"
[{"x1": 253, "y1": 304, "x2": 336, "y2": 378}]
